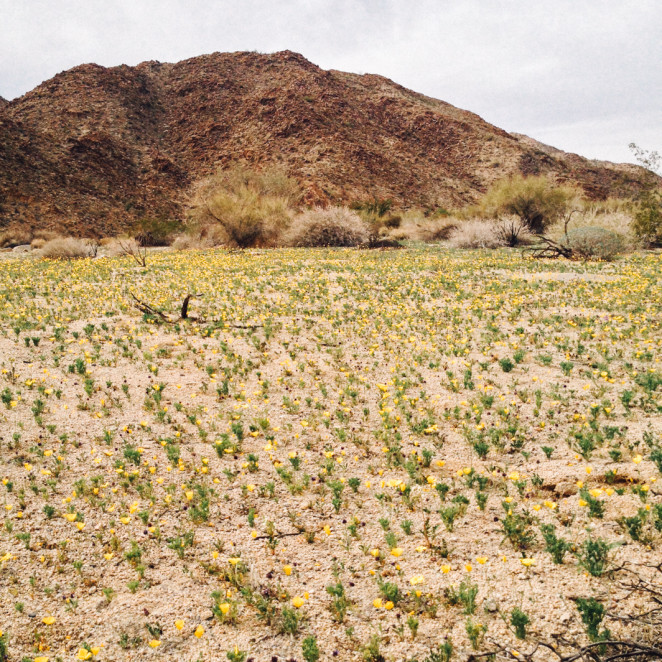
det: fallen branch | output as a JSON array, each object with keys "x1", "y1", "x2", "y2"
[
  {"x1": 489, "y1": 638, "x2": 662, "y2": 662},
  {"x1": 250, "y1": 531, "x2": 303, "y2": 541},
  {"x1": 130, "y1": 293, "x2": 203, "y2": 323},
  {"x1": 523, "y1": 235, "x2": 575, "y2": 260},
  {"x1": 130, "y1": 293, "x2": 173, "y2": 323}
]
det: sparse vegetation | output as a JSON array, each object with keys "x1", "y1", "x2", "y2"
[{"x1": 0, "y1": 241, "x2": 659, "y2": 661}]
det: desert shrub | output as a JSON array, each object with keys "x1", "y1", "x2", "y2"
[
  {"x1": 30, "y1": 229, "x2": 59, "y2": 249},
  {"x1": 105, "y1": 238, "x2": 135, "y2": 256},
  {"x1": 546, "y1": 199, "x2": 635, "y2": 243},
  {"x1": 381, "y1": 214, "x2": 402, "y2": 229},
  {"x1": 197, "y1": 223, "x2": 230, "y2": 247},
  {"x1": 0, "y1": 227, "x2": 32, "y2": 248},
  {"x1": 387, "y1": 210, "x2": 458, "y2": 242},
  {"x1": 40, "y1": 237, "x2": 98, "y2": 259},
  {"x1": 351, "y1": 198, "x2": 393, "y2": 218},
  {"x1": 172, "y1": 224, "x2": 230, "y2": 251},
  {"x1": 351, "y1": 197, "x2": 402, "y2": 236},
  {"x1": 131, "y1": 217, "x2": 183, "y2": 246},
  {"x1": 173, "y1": 235, "x2": 204, "y2": 251},
  {"x1": 190, "y1": 164, "x2": 300, "y2": 248},
  {"x1": 566, "y1": 227, "x2": 625, "y2": 261},
  {"x1": 284, "y1": 207, "x2": 369, "y2": 247},
  {"x1": 493, "y1": 215, "x2": 534, "y2": 247},
  {"x1": 424, "y1": 220, "x2": 458, "y2": 241},
  {"x1": 478, "y1": 175, "x2": 579, "y2": 233},
  {"x1": 448, "y1": 220, "x2": 505, "y2": 249},
  {"x1": 106, "y1": 237, "x2": 148, "y2": 265},
  {"x1": 629, "y1": 143, "x2": 662, "y2": 246},
  {"x1": 632, "y1": 189, "x2": 662, "y2": 245},
  {"x1": 412, "y1": 219, "x2": 458, "y2": 242}
]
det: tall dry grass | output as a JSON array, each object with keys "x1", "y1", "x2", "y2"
[
  {"x1": 382, "y1": 209, "x2": 458, "y2": 242},
  {"x1": 0, "y1": 227, "x2": 32, "y2": 248},
  {"x1": 447, "y1": 219, "x2": 506, "y2": 249},
  {"x1": 39, "y1": 237, "x2": 97, "y2": 259}
]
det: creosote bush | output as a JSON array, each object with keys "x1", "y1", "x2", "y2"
[{"x1": 284, "y1": 207, "x2": 369, "y2": 247}]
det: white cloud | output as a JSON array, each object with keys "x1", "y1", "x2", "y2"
[{"x1": 0, "y1": 0, "x2": 659, "y2": 164}]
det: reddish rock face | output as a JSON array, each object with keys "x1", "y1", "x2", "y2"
[{"x1": 0, "y1": 50, "x2": 653, "y2": 235}]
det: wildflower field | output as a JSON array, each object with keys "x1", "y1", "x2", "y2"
[{"x1": 0, "y1": 246, "x2": 661, "y2": 662}]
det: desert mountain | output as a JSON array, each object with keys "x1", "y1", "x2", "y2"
[{"x1": 0, "y1": 50, "x2": 651, "y2": 236}]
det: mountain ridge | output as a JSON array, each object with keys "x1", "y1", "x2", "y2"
[{"x1": 0, "y1": 50, "x2": 652, "y2": 236}]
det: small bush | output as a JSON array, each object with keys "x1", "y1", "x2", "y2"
[
  {"x1": 105, "y1": 238, "x2": 148, "y2": 265},
  {"x1": 131, "y1": 217, "x2": 183, "y2": 246},
  {"x1": 285, "y1": 207, "x2": 369, "y2": 247},
  {"x1": 172, "y1": 234, "x2": 207, "y2": 251},
  {"x1": 448, "y1": 220, "x2": 504, "y2": 249},
  {"x1": 31, "y1": 229, "x2": 59, "y2": 250},
  {"x1": 105, "y1": 238, "x2": 138, "y2": 256},
  {"x1": 493, "y1": 215, "x2": 534, "y2": 247},
  {"x1": 566, "y1": 227, "x2": 625, "y2": 261},
  {"x1": 40, "y1": 237, "x2": 97, "y2": 259},
  {"x1": 632, "y1": 189, "x2": 662, "y2": 245},
  {"x1": 410, "y1": 218, "x2": 458, "y2": 242},
  {"x1": 172, "y1": 224, "x2": 228, "y2": 251}
]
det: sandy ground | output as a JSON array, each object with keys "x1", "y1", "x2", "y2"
[{"x1": 0, "y1": 246, "x2": 660, "y2": 662}]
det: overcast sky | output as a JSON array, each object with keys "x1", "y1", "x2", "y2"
[{"x1": 1, "y1": 0, "x2": 660, "y2": 164}]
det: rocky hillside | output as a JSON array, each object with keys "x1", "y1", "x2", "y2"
[{"x1": 0, "y1": 50, "x2": 652, "y2": 236}]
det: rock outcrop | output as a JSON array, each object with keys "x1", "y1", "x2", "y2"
[{"x1": 0, "y1": 50, "x2": 652, "y2": 235}]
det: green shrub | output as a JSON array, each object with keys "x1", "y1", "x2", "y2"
[
  {"x1": 629, "y1": 143, "x2": 662, "y2": 245},
  {"x1": 477, "y1": 175, "x2": 578, "y2": 233},
  {"x1": 302, "y1": 636, "x2": 320, "y2": 662},
  {"x1": 576, "y1": 597, "x2": 610, "y2": 641},
  {"x1": 499, "y1": 358, "x2": 515, "y2": 373},
  {"x1": 540, "y1": 523, "x2": 571, "y2": 564},
  {"x1": 632, "y1": 189, "x2": 662, "y2": 245},
  {"x1": 577, "y1": 537, "x2": 611, "y2": 577},
  {"x1": 510, "y1": 607, "x2": 530, "y2": 639},
  {"x1": 566, "y1": 227, "x2": 625, "y2": 260}
]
